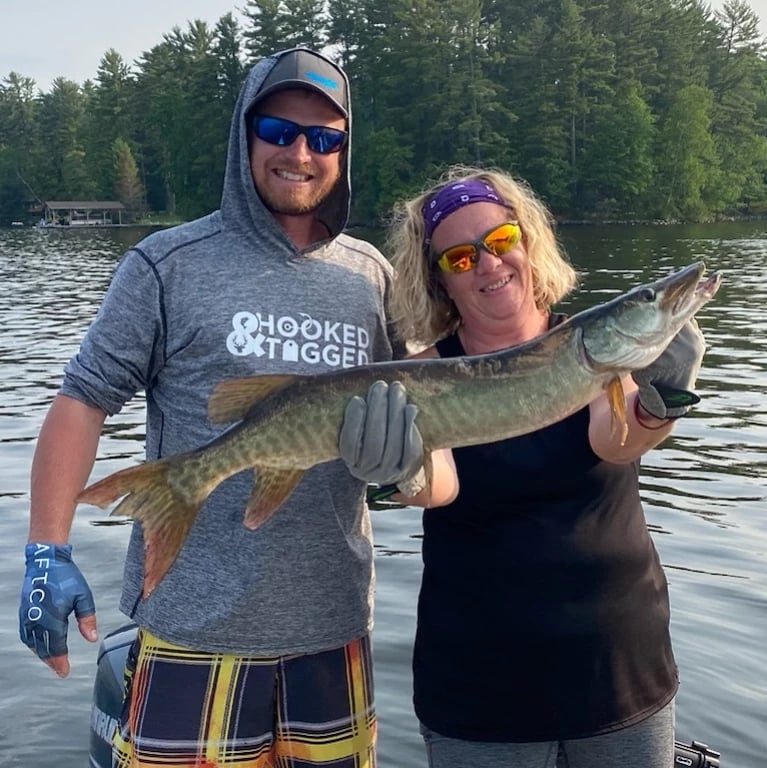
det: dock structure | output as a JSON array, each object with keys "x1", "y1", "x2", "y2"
[{"x1": 41, "y1": 201, "x2": 126, "y2": 227}]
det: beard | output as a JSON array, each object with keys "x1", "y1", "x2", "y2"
[{"x1": 257, "y1": 165, "x2": 343, "y2": 216}]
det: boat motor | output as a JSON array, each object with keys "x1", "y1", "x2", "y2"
[{"x1": 674, "y1": 739, "x2": 721, "y2": 767}]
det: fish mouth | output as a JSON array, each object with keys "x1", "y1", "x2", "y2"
[
  {"x1": 658, "y1": 261, "x2": 722, "y2": 315},
  {"x1": 694, "y1": 270, "x2": 723, "y2": 302}
]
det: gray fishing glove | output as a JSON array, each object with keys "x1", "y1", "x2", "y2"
[
  {"x1": 339, "y1": 380, "x2": 424, "y2": 486},
  {"x1": 631, "y1": 319, "x2": 706, "y2": 419}
]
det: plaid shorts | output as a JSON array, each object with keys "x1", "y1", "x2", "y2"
[{"x1": 112, "y1": 629, "x2": 376, "y2": 768}]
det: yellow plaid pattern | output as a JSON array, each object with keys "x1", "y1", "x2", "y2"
[{"x1": 113, "y1": 630, "x2": 376, "y2": 767}]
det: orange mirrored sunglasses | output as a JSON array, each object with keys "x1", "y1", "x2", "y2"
[{"x1": 434, "y1": 222, "x2": 522, "y2": 274}]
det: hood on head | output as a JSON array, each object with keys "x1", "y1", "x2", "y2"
[{"x1": 220, "y1": 47, "x2": 352, "y2": 244}]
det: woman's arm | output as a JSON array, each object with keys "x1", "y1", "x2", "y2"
[
  {"x1": 390, "y1": 345, "x2": 460, "y2": 508},
  {"x1": 590, "y1": 320, "x2": 706, "y2": 463},
  {"x1": 589, "y1": 376, "x2": 677, "y2": 464}
]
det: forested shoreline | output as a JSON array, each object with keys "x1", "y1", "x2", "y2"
[{"x1": 2, "y1": 0, "x2": 766, "y2": 226}]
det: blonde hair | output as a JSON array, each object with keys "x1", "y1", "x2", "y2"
[{"x1": 388, "y1": 165, "x2": 578, "y2": 347}]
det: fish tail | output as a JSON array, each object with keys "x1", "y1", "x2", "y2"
[
  {"x1": 76, "y1": 461, "x2": 165, "y2": 509},
  {"x1": 77, "y1": 461, "x2": 203, "y2": 597}
]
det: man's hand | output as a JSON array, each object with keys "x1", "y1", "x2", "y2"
[
  {"x1": 339, "y1": 380, "x2": 424, "y2": 486},
  {"x1": 631, "y1": 320, "x2": 706, "y2": 419},
  {"x1": 19, "y1": 543, "x2": 97, "y2": 678}
]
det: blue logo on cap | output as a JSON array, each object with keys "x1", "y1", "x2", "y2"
[{"x1": 306, "y1": 71, "x2": 340, "y2": 90}]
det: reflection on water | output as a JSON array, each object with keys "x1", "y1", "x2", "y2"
[{"x1": 0, "y1": 224, "x2": 765, "y2": 768}]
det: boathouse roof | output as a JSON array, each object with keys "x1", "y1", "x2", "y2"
[{"x1": 44, "y1": 201, "x2": 126, "y2": 210}]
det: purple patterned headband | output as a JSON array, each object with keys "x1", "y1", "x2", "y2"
[{"x1": 422, "y1": 179, "x2": 506, "y2": 246}]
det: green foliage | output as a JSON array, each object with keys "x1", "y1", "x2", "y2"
[
  {"x1": 113, "y1": 137, "x2": 146, "y2": 221},
  {"x1": 87, "y1": 50, "x2": 135, "y2": 197},
  {"x1": 653, "y1": 84, "x2": 718, "y2": 220},
  {"x1": 242, "y1": 0, "x2": 327, "y2": 61},
  {"x1": 0, "y1": 72, "x2": 40, "y2": 220},
  {"x1": 2, "y1": 1, "x2": 767, "y2": 225},
  {"x1": 36, "y1": 78, "x2": 97, "y2": 200},
  {"x1": 578, "y1": 82, "x2": 656, "y2": 215},
  {"x1": 351, "y1": 127, "x2": 415, "y2": 224}
]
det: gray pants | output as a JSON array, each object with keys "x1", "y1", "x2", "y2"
[{"x1": 421, "y1": 699, "x2": 675, "y2": 768}]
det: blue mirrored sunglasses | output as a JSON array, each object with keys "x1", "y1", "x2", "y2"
[{"x1": 251, "y1": 115, "x2": 348, "y2": 154}]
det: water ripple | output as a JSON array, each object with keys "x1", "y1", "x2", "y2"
[{"x1": 1, "y1": 225, "x2": 765, "y2": 768}]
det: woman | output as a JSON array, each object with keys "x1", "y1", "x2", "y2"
[{"x1": 387, "y1": 165, "x2": 706, "y2": 768}]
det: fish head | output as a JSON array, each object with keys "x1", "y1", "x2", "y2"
[{"x1": 580, "y1": 261, "x2": 722, "y2": 373}]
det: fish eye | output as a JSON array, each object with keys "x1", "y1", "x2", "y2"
[{"x1": 637, "y1": 287, "x2": 656, "y2": 302}]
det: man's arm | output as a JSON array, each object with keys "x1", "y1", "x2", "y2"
[
  {"x1": 22, "y1": 394, "x2": 107, "y2": 677},
  {"x1": 29, "y1": 394, "x2": 107, "y2": 541}
]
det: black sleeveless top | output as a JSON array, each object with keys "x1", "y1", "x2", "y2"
[{"x1": 412, "y1": 328, "x2": 678, "y2": 742}]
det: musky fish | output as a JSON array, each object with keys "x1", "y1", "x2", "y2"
[{"x1": 77, "y1": 262, "x2": 722, "y2": 595}]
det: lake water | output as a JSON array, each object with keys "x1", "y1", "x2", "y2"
[{"x1": 0, "y1": 223, "x2": 764, "y2": 767}]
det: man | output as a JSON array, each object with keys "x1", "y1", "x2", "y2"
[{"x1": 19, "y1": 48, "x2": 422, "y2": 768}]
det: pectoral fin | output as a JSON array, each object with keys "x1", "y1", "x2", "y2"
[
  {"x1": 244, "y1": 467, "x2": 305, "y2": 528},
  {"x1": 606, "y1": 377, "x2": 629, "y2": 446}
]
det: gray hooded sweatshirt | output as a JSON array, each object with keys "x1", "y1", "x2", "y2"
[{"x1": 61, "y1": 51, "x2": 398, "y2": 654}]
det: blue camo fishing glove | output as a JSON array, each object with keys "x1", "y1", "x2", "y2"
[
  {"x1": 631, "y1": 319, "x2": 706, "y2": 419},
  {"x1": 19, "y1": 543, "x2": 96, "y2": 661},
  {"x1": 340, "y1": 380, "x2": 424, "y2": 486}
]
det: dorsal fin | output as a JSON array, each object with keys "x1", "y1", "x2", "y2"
[{"x1": 208, "y1": 375, "x2": 298, "y2": 423}]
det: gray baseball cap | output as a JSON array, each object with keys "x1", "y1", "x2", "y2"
[{"x1": 255, "y1": 48, "x2": 348, "y2": 117}]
